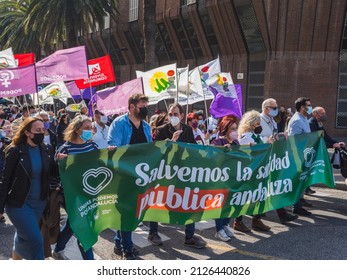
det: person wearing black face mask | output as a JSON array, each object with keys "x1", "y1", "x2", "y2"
[
  {"x1": 0, "y1": 117, "x2": 58, "y2": 260},
  {"x1": 136, "y1": 106, "x2": 149, "y2": 120},
  {"x1": 235, "y1": 110, "x2": 271, "y2": 233},
  {"x1": 307, "y1": 106, "x2": 346, "y2": 196},
  {"x1": 107, "y1": 93, "x2": 152, "y2": 260}
]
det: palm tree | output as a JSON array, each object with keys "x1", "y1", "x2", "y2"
[
  {"x1": 23, "y1": 0, "x2": 118, "y2": 49},
  {"x1": 0, "y1": 0, "x2": 46, "y2": 58},
  {"x1": 143, "y1": 0, "x2": 157, "y2": 71},
  {"x1": 0, "y1": 0, "x2": 118, "y2": 56}
]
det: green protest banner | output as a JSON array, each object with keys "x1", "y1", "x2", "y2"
[{"x1": 59, "y1": 131, "x2": 334, "y2": 250}]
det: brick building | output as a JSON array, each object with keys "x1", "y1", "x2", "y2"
[{"x1": 83, "y1": 0, "x2": 347, "y2": 136}]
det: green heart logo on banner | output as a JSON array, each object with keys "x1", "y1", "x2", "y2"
[{"x1": 82, "y1": 167, "x2": 113, "y2": 196}]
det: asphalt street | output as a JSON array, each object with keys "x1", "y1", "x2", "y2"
[{"x1": 1, "y1": 185, "x2": 347, "y2": 260}]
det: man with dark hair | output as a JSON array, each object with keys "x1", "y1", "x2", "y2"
[
  {"x1": 147, "y1": 102, "x2": 207, "y2": 249},
  {"x1": 287, "y1": 97, "x2": 313, "y2": 216},
  {"x1": 107, "y1": 93, "x2": 151, "y2": 260}
]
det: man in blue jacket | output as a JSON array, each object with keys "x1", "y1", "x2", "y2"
[{"x1": 107, "y1": 93, "x2": 152, "y2": 260}]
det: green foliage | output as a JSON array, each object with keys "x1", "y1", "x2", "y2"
[{"x1": 0, "y1": 0, "x2": 119, "y2": 57}]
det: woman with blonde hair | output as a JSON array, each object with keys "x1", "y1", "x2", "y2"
[
  {"x1": 52, "y1": 115, "x2": 98, "y2": 260},
  {"x1": 233, "y1": 110, "x2": 271, "y2": 233},
  {"x1": 0, "y1": 117, "x2": 57, "y2": 259}
]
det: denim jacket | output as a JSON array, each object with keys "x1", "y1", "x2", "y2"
[{"x1": 107, "y1": 113, "x2": 152, "y2": 147}]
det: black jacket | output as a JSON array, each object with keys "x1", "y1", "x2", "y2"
[
  {"x1": 308, "y1": 117, "x2": 337, "y2": 148},
  {"x1": 154, "y1": 122, "x2": 196, "y2": 144},
  {"x1": 0, "y1": 142, "x2": 57, "y2": 213}
]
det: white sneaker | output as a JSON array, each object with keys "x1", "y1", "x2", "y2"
[
  {"x1": 215, "y1": 229, "x2": 231, "y2": 242},
  {"x1": 223, "y1": 225, "x2": 235, "y2": 238},
  {"x1": 52, "y1": 250, "x2": 69, "y2": 260}
]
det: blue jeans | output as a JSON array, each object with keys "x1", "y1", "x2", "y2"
[
  {"x1": 55, "y1": 218, "x2": 94, "y2": 260},
  {"x1": 149, "y1": 221, "x2": 195, "y2": 240},
  {"x1": 114, "y1": 230, "x2": 133, "y2": 252},
  {"x1": 215, "y1": 218, "x2": 231, "y2": 232}
]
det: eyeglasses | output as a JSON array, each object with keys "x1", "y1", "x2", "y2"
[{"x1": 267, "y1": 106, "x2": 278, "y2": 110}]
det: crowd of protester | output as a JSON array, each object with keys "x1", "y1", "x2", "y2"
[{"x1": 0, "y1": 94, "x2": 345, "y2": 260}]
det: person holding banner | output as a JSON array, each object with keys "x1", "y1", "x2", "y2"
[
  {"x1": 287, "y1": 97, "x2": 313, "y2": 216},
  {"x1": 211, "y1": 115, "x2": 239, "y2": 241},
  {"x1": 148, "y1": 103, "x2": 207, "y2": 249},
  {"x1": 235, "y1": 110, "x2": 271, "y2": 232},
  {"x1": 260, "y1": 98, "x2": 299, "y2": 224},
  {"x1": 52, "y1": 115, "x2": 98, "y2": 260},
  {"x1": 107, "y1": 93, "x2": 152, "y2": 260},
  {"x1": 0, "y1": 117, "x2": 57, "y2": 260}
]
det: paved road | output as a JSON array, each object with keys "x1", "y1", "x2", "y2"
[{"x1": 1, "y1": 185, "x2": 347, "y2": 260}]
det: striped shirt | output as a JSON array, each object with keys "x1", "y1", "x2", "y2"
[{"x1": 56, "y1": 141, "x2": 99, "y2": 156}]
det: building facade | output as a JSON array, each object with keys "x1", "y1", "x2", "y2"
[{"x1": 83, "y1": 0, "x2": 347, "y2": 136}]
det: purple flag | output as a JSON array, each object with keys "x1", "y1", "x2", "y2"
[
  {"x1": 88, "y1": 94, "x2": 97, "y2": 117},
  {"x1": 66, "y1": 81, "x2": 82, "y2": 97},
  {"x1": 80, "y1": 87, "x2": 96, "y2": 99},
  {"x1": 0, "y1": 65, "x2": 37, "y2": 97},
  {"x1": 36, "y1": 46, "x2": 88, "y2": 84},
  {"x1": 209, "y1": 84, "x2": 243, "y2": 119},
  {"x1": 96, "y1": 78, "x2": 143, "y2": 116}
]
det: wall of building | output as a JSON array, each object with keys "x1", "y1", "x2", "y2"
[{"x1": 84, "y1": 0, "x2": 347, "y2": 136}]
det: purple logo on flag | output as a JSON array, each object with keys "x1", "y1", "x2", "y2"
[{"x1": 0, "y1": 65, "x2": 37, "y2": 97}]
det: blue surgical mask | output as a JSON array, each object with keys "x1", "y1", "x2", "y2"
[
  {"x1": 43, "y1": 121, "x2": 50, "y2": 130},
  {"x1": 306, "y1": 106, "x2": 313, "y2": 115},
  {"x1": 80, "y1": 130, "x2": 93, "y2": 142},
  {"x1": 269, "y1": 108, "x2": 278, "y2": 117}
]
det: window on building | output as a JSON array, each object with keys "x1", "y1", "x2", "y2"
[
  {"x1": 157, "y1": 23, "x2": 177, "y2": 61},
  {"x1": 198, "y1": 2, "x2": 220, "y2": 57},
  {"x1": 129, "y1": 0, "x2": 139, "y2": 22},
  {"x1": 172, "y1": 18, "x2": 194, "y2": 59},
  {"x1": 233, "y1": 0, "x2": 266, "y2": 111},
  {"x1": 337, "y1": 13, "x2": 347, "y2": 128},
  {"x1": 182, "y1": 13, "x2": 204, "y2": 57},
  {"x1": 124, "y1": 31, "x2": 143, "y2": 64},
  {"x1": 91, "y1": 33, "x2": 105, "y2": 57}
]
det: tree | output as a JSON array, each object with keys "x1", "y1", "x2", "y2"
[
  {"x1": 0, "y1": 0, "x2": 119, "y2": 56},
  {"x1": 143, "y1": 0, "x2": 157, "y2": 71},
  {"x1": 23, "y1": 0, "x2": 118, "y2": 49},
  {"x1": 0, "y1": 0, "x2": 45, "y2": 58}
]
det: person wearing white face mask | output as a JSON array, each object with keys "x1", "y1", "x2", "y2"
[
  {"x1": 92, "y1": 109, "x2": 109, "y2": 149},
  {"x1": 147, "y1": 103, "x2": 207, "y2": 249}
]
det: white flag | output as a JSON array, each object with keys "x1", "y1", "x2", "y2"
[
  {"x1": 198, "y1": 57, "x2": 221, "y2": 87},
  {"x1": 177, "y1": 66, "x2": 189, "y2": 93},
  {"x1": 0, "y1": 48, "x2": 16, "y2": 68},
  {"x1": 33, "y1": 81, "x2": 71, "y2": 105},
  {"x1": 136, "y1": 63, "x2": 178, "y2": 104}
]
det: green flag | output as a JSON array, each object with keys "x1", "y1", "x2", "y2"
[{"x1": 59, "y1": 131, "x2": 334, "y2": 250}]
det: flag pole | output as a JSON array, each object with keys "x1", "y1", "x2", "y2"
[
  {"x1": 89, "y1": 80, "x2": 95, "y2": 119},
  {"x1": 185, "y1": 66, "x2": 189, "y2": 124}
]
